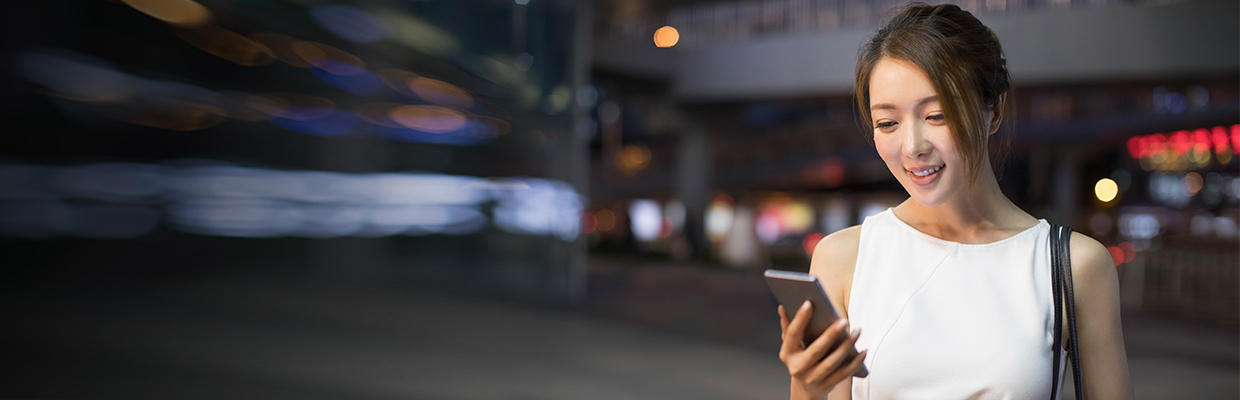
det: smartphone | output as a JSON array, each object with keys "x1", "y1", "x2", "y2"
[{"x1": 764, "y1": 269, "x2": 868, "y2": 378}]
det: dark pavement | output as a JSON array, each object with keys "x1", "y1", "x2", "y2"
[{"x1": 2, "y1": 257, "x2": 1236, "y2": 399}]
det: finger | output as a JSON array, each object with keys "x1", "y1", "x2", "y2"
[
  {"x1": 815, "y1": 349, "x2": 867, "y2": 391},
  {"x1": 779, "y1": 305, "x2": 790, "y2": 334},
  {"x1": 802, "y1": 318, "x2": 849, "y2": 361},
  {"x1": 781, "y1": 301, "x2": 813, "y2": 353},
  {"x1": 808, "y1": 329, "x2": 862, "y2": 386},
  {"x1": 808, "y1": 349, "x2": 867, "y2": 394},
  {"x1": 788, "y1": 300, "x2": 813, "y2": 336}
]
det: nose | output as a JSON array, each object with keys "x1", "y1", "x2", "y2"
[{"x1": 903, "y1": 122, "x2": 933, "y2": 158}]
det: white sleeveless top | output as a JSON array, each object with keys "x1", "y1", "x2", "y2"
[{"x1": 849, "y1": 209, "x2": 1066, "y2": 400}]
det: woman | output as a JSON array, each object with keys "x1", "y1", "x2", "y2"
[{"x1": 776, "y1": 3, "x2": 1135, "y2": 399}]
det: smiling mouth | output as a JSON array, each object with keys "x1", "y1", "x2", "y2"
[{"x1": 909, "y1": 164, "x2": 945, "y2": 177}]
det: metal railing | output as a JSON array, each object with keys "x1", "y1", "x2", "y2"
[{"x1": 1130, "y1": 246, "x2": 1239, "y2": 324}]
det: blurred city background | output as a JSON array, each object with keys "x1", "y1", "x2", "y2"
[{"x1": 0, "y1": 0, "x2": 1236, "y2": 398}]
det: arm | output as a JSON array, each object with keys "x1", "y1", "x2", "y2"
[
  {"x1": 1067, "y1": 232, "x2": 1135, "y2": 399},
  {"x1": 791, "y1": 226, "x2": 862, "y2": 400}
]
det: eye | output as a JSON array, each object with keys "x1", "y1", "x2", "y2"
[
  {"x1": 926, "y1": 113, "x2": 946, "y2": 124},
  {"x1": 875, "y1": 121, "x2": 898, "y2": 133}
]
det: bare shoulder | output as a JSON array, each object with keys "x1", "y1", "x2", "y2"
[
  {"x1": 1066, "y1": 232, "x2": 1134, "y2": 398},
  {"x1": 811, "y1": 226, "x2": 862, "y2": 275},
  {"x1": 809, "y1": 226, "x2": 863, "y2": 315},
  {"x1": 1067, "y1": 231, "x2": 1119, "y2": 287}
]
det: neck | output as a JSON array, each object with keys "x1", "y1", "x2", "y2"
[{"x1": 894, "y1": 161, "x2": 1035, "y2": 242}]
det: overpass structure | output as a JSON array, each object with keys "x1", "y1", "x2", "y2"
[{"x1": 595, "y1": 0, "x2": 1238, "y2": 101}]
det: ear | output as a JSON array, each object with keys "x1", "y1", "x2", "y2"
[{"x1": 987, "y1": 92, "x2": 1006, "y2": 136}]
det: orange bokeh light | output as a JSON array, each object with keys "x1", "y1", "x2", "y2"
[
  {"x1": 596, "y1": 209, "x2": 616, "y2": 232},
  {"x1": 291, "y1": 41, "x2": 366, "y2": 73},
  {"x1": 352, "y1": 102, "x2": 404, "y2": 128},
  {"x1": 250, "y1": 32, "x2": 311, "y2": 68},
  {"x1": 172, "y1": 26, "x2": 274, "y2": 67},
  {"x1": 653, "y1": 26, "x2": 679, "y2": 48},
  {"x1": 618, "y1": 145, "x2": 652, "y2": 174},
  {"x1": 1185, "y1": 172, "x2": 1203, "y2": 195},
  {"x1": 122, "y1": 0, "x2": 212, "y2": 27},
  {"x1": 409, "y1": 77, "x2": 474, "y2": 109},
  {"x1": 377, "y1": 69, "x2": 421, "y2": 98}
]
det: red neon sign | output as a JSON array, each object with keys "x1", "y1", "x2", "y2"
[{"x1": 1127, "y1": 124, "x2": 1239, "y2": 159}]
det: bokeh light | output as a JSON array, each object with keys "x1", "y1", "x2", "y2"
[
  {"x1": 618, "y1": 145, "x2": 652, "y2": 174},
  {"x1": 292, "y1": 41, "x2": 366, "y2": 71},
  {"x1": 249, "y1": 32, "x2": 311, "y2": 68},
  {"x1": 248, "y1": 93, "x2": 336, "y2": 120},
  {"x1": 1095, "y1": 178, "x2": 1119, "y2": 202},
  {"x1": 171, "y1": 26, "x2": 275, "y2": 66},
  {"x1": 409, "y1": 77, "x2": 475, "y2": 109},
  {"x1": 377, "y1": 69, "x2": 420, "y2": 97},
  {"x1": 629, "y1": 199, "x2": 662, "y2": 242},
  {"x1": 822, "y1": 157, "x2": 846, "y2": 188},
  {"x1": 653, "y1": 26, "x2": 679, "y2": 48},
  {"x1": 1185, "y1": 172, "x2": 1204, "y2": 195},
  {"x1": 755, "y1": 210, "x2": 781, "y2": 245},
  {"x1": 374, "y1": 7, "x2": 461, "y2": 57},
  {"x1": 596, "y1": 209, "x2": 617, "y2": 232},
  {"x1": 664, "y1": 200, "x2": 686, "y2": 231},
  {"x1": 13, "y1": 50, "x2": 139, "y2": 103},
  {"x1": 269, "y1": 108, "x2": 356, "y2": 136},
  {"x1": 352, "y1": 102, "x2": 404, "y2": 128},
  {"x1": 1118, "y1": 242, "x2": 1137, "y2": 263},
  {"x1": 581, "y1": 212, "x2": 598, "y2": 234},
  {"x1": 309, "y1": 60, "x2": 384, "y2": 95},
  {"x1": 389, "y1": 105, "x2": 468, "y2": 133},
  {"x1": 705, "y1": 196, "x2": 734, "y2": 243},
  {"x1": 802, "y1": 232, "x2": 826, "y2": 255},
  {"x1": 0, "y1": 162, "x2": 581, "y2": 241},
  {"x1": 658, "y1": 216, "x2": 673, "y2": 238},
  {"x1": 310, "y1": 5, "x2": 393, "y2": 43},
  {"x1": 121, "y1": 0, "x2": 212, "y2": 27},
  {"x1": 1106, "y1": 246, "x2": 1124, "y2": 266}
]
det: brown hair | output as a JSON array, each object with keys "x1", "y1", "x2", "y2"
[{"x1": 854, "y1": 3, "x2": 1014, "y2": 185}]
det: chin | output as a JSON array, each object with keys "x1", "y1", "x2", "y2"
[
  {"x1": 906, "y1": 191, "x2": 948, "y2": 208},
  {"x1": 897, "y1": 177, "x2": 954, "y2": 208},
  {"x1": 887, "y1": 162, "x2": 963, "y2": 208}
]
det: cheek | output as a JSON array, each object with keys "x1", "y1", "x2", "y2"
[
  {"x1": 873, "y1": 133, "x2": 901, "y2": 160},
  {"x1": 929, "y1": 129, "x2": 958, "y2": 161}
]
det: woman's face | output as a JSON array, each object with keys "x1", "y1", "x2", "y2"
[{"x1": 868, "y1": 57, "x2": 967, "y2": 208}]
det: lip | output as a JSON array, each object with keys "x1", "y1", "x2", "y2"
[{"x1": 906, "y1": 164, "x2": 945, "y2": 186}]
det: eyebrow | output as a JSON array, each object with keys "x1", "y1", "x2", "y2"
[{"x1": 871, "y1": 96, "x2": 939, "y2": 111}]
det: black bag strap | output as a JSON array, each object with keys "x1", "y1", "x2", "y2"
[
  {"x1": 1049, "y1": 224, "x2": 1083, "y2": 400},
  {"x1": 1049, "y1": 225, "x2": 1064, "y2": 399}
]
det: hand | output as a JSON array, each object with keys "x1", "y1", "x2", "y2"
[{"x1": 778, "y1": 301, "x2": 867, "y2": 399}]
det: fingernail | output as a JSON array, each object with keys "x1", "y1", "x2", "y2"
[
  {"x1": 839, "y1": 318, "x2": 849, "y2": 329},
  {"x1": 850, "y1": 328, "x2": 861, "y2": 341},
  {"x1": 801, "y1": 300, "x2": 811, "y2": 310}
]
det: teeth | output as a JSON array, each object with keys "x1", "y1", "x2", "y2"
[{"x1": 912, "y1": 165, "x2": 943, "y2": 177}]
